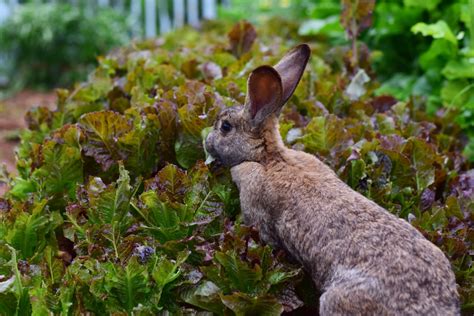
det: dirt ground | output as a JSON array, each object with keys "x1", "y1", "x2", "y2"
[{"x1": 0, "y1": 90, "x2": 56, "y2": 195}]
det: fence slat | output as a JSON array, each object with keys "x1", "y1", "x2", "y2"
[
  {"x1": 115, "y1": 0, "x2": 125, "y2": 12},
  {"x1": 186, "y1": 0, "x2": 199, "y2": 27},
  {"x1": 145, "y1": 0, "x2": 157, "y2": 38},
  {"x1": 0, "y1": 0, "x2": 224, "y2": 39},
  {"x1": 173, "y1": 0, "x2": 185, "y2": 28},
  {"x1": 130, "y1": 0, "x2": 142, "y2": 38},
  {"x1": 158, "y1": 0, "x2": 171, "y2": 34},
  {"x1": 0, "y1": 1, "x2": 10, "y2": 25},
  {"x1": 98, "y1": 0, "x2": 110, "y2": 7},
  {"x1": 202, "y1": 0, "x2": 216, "y2": 20}
]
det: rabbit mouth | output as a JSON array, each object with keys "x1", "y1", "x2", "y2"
[
  {"x1": 209, "y1": 158, "x2": 224, "y2": 172},
  {"x1": 205, "y1": 152, "x2": 224, "y2": 172},
  {"x1": 203, "y1": 139, "x2": 224, "y2": 170}
]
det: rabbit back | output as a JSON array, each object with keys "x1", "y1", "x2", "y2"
[{"x1": 231, "y1": 148, "x2": 459, "y2": 315}]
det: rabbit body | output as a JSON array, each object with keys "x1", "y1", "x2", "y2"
[
  {"x1": 205, "y1": 44, "x2": 460, "y2": 315},
  {"x1": 230, "y1": 117, "x2": 459, "y2": 315}
]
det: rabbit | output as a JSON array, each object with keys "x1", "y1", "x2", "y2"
[{"x1": 205, "y1": 44, "x2": 460, "y2": 315}]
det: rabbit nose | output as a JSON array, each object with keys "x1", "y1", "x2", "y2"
[
  {"x1": 205, "y1": 131, "x2": 222, "y2": 160},
  {"x1": 204, "y1": 131, "x2": 216, "y2": 154}
]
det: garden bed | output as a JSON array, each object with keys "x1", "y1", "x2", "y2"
[{"x1": 0, "y1": 17, "x2": 472, "y2": 315}]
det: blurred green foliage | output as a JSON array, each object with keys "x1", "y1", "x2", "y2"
[
  {"x1": 223, "y1": 0, "x2": 474, "y2": 160},
  {"x1": 0, "y1": 3, "x2": 130, "y2": 89}
]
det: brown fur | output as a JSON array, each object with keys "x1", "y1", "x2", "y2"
[{"x1": 205, "y1": 44, "x2": 460, "y2": 315}]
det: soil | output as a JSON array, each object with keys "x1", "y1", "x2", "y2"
[{"x1": 0, "y1": 90, "x2": 56, "y2": 195}]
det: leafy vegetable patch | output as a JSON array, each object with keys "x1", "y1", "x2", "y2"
[{"x1": 0, "y1": 18, "x2": 473, "y2": 314}]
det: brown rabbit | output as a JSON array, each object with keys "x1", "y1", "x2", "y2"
[{"x1": 205, "y1": 44, "x2": 460, "y2": 315}]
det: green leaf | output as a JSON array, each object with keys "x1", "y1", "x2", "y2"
[
  {"x1": 72, "y1": 77, "x2": 113, "y2": 103},
  {"x1": 3, "y1": 245, "x2": 32, "y2": 316},
  {"x1": 266, "y1": 269, "x2": 300, "y2": 286},
  {"x1": 104, "y1": 258, "x2": 149, "y2": 314},
  {"x1": 9, "y1": 178, "x2": 36, "y2": 200},
  {"x1": 7, "y1": 200, "x2": 50, "y2": 259},
  {"x1": 348, "y1": 159, "x2": 367, "y2": 189},
  {"x1": 155, "y1": 100, "x2": 179, "y2": 162},
  {"x1": 221, "y1": 292, "x2": 283, "y2": 316},
  {"x1": 298, "y1": 16, "x2": 344, "y2": 37},
  {"x1": 87, "y1": 164, "x2": 132, "y2": 226},
  {"x1": 152, "y1": 254, "x2": 186, "y2": 287},
  {"x1": 138, "y1": 191, "x2": 191, "y2": 243},
  {"x1": 16, "y1": 288, "x2": 32, "y2": 316},
  {"x1": 145, "y1": 164, "x2": 190, "y2": 203},
  {"x1": 175, "y1": 136, "x2": 204, "y2": 169},
  {"x1": 375, "y1": 74, "x2": 418, "y2": 100},
  {"x1": 442, "y1": 59, "x2": 474, "y2": 80},
  {"x1": 119, "y1": 107, "x2": 161, "y2": 177},
  {"x1": 445, "y1": 196, "x2": 464, "y2": 219},
  {"x1": 151, "y1": 251, "x2": 189, "y2": 295},
  {"x1": 79, "y1": 110, "x2": 131, "y2": 171},
  {"x1": 411, "y1": 20, "x2": 457, "y2": 44},
  {"x1": 29, "y1": 286, "x2": 51, "y2": 316},
  {"x1": 44, "y1": 246, "x2": 65, "y2": 285},
  {"x1": 299, "y1": 115, "x2": 350, "y2": 156},
  {"x1": 180, "y1": 281, "x2": 226, "y2": 315},
  {"x1": 419, "y1": 39, "x2": 457, "y2": 72},
  {"x1": 404, "y1": 0, "x2": 441, "y2": 11},
  {"x1": 59, "y1": 284, "x2": 75, "y2": 316},
  {"x1": 214, "y1": 251, "x2": 263, "y2": 295},
  {"x1": 421, "y1": 207, "x2": 448, "y2": 231},
  {"x1": 0, "y1": 293, "x2": 17, "y2": 315},
  {"x1": 441, "y1": 80, "x2": 474, "y2": 107},
  {"x1": 402, "y1": 138, "x2": 438, "y2": 193},
  {"x1": 140, "y1": 191, "x2": 180, "y2": 227},
  {"x1": 32, "y1": 125, "x2": 83, "y2": 200}
]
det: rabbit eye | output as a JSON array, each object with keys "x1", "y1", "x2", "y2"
[{"x1": 220, "y1": 120, "x2": 232, "y2": 133}]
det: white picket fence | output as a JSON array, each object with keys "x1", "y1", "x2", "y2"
[
  {"x1": 0, "y1": 0, "x2": 231, "y2": 85},
  {"x1": 0, "y1": 0, "x2": 230, "y2": 38}
]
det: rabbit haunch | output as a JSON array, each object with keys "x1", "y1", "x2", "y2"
[{"x1": 205, "y1": 44, "x2": 459, "y2": 315}]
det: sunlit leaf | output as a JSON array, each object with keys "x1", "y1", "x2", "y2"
[
  {"x1": 411, "y1": 20, "x2": 457, "y2": 44},
  {"x1": 79, "y1": 110, "x2": 131, "y2": 171},
  {"x1": 404, "y1": 0, "x2": 441, "y2": 10},
  {"x1": 221, "y1": 292, "x2": 283, "y2": 316}
]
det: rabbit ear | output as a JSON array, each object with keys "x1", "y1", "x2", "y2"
[
  {"x1": 274, "y1": 44, "x2": 311, "y2": 105},
  {"x1": 245, "y1": 65, "x2": 283, "y2": 125}
]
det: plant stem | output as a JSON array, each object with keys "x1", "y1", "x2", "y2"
[
  {"x1": 112, "y1": 225, "x2": 119, "y2": 260},
  {"x1": 352, "y1": 18, "x2": 359, "y2": 70},
  {"x1": 194, "y1": 191, "x2": 212, "y2": 215},
  {"x1": 351, "y1": 0, "x2": 360, "y2": 70},
  {"x1": 471, "y1": 0, "x2": 474, "y2": 51}
]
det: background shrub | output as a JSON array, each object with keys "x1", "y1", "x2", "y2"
[{"x1": 0, "y1": 3, "x2": 130, "y2": 89}]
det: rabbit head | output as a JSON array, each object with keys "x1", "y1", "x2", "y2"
[{"x1": 205, "y1": 44, "x2": 310, "y2": 167}]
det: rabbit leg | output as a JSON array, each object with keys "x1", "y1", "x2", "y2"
[{"x1": 319, "y1": 282, "x2": 389, "y2": 316}]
